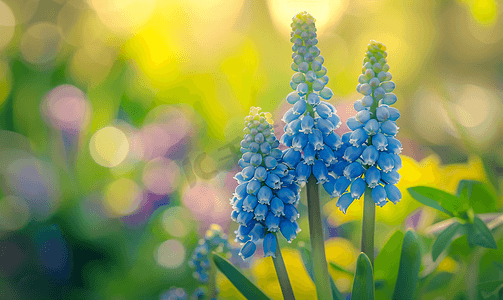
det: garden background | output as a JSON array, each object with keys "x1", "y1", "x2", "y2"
[{"x1": 0, "y1": 0, "x2": 502, "y2": 299}]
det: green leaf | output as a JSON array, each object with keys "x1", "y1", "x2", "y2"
[
  {"x1": 408, "y1": 186, "x2": 462, "y2": 216},
  {"x1": 351, "y1": 252, "x2": 375, "y2": 300},
  {"x1": 212, "y1": 253, "x2": 271, "y2": 300},
  {"x1": 329, "y1": 261, "x2": 354, "y2": 276},
  {"x1": 478, "y1": 280, "x2": 503, "y2": 300},
  {"x1": 465, "y1": 216, "x2": 497, "y2": 249},
  {"x1": 426, "y1": 272, "x2": 454, "y2": 291},
  {"x1": 374, "y1": 230, "x2": 404, "y2": 299},
  {"x1": 457, "y1": 180, "x2": 497, "y2": 214},
  {"x1": 298, "y1": 244, "x2": 344, "y2": 300},
  {"x1": 393, "y1": 230, "x2": 421, "y2": 300},
  {"x1": 432, "y1": 222, "x2": 463, "y2": 261}
]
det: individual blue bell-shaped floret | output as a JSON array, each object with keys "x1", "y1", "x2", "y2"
[
  {"x1": 234, "y1": 183, "x2": 248, "y2": 200},
  {"x1": 381, "y1": 170, "x2": 400, "y2": 185},
  {"x1": 239, "y1": 240, "x2": 257, "y2": 260},
  {"x1": 347, "y1": 117, "x2": 364, "y2": 130},
  {"x1": 282, "y1": 148, "x2": 302, "y2": 168},
  {"x1": 336, "y1": 193, "x2": 355, "y2": 214},
  {"x1": 279, "y1": 220, "x2": 299, "y2": 243},
  {"x1": 246, "y1": 179, "x2": 261, "y2": 195},
  {"x1": 284, "y1": 204, "x2": 300, "y2": 222},
  {"x1": 254, "y1": 166, "x2": 268, "y2": 182},
  {"x1": 265, "y1": 173, "x2": 282, "y2": 189},
  {"x1": 343, "y1": 146, "x2": 364, "y2": 163},
  {"x1": 381, "y1": 120, "x2": 399, "y2": 136},
  {"x1": 293, "y1": 99, "x2": 307, "y2": 115},
  {"x1": 250, "y1": 153, "x2": 262, "y2": 167},
  {"x1": 333, "y1": 176, "x2": 351, "y2": 197},
  {"x1": 313, "y1": 160, "x2": 329, "y2": 184},
  {"x1": 392, "y1": 154, "x2": 402, "y2": 170},
  {"x1": 329, "y1": 160, "x2": 349, "y2": 177},
  {"x1": 318, "y1": 146, "x2": 336, "y2": 166},
  {"x1": 270, "y1": 197, "x2": 285, "y2": 217},
  {"x1": 307, "y1": 92, "x2": 320, "y2": 107},
  {"x1": 241, "y1": 166, "x2": 255, "y2": 181},
  {"x1": 324, "y1": 132, "x2": 343, "y2": 150},
  {"x1": 263, "y1": 233, "x2": 277, "y2": 258},
  {"x1": 254, "y1": 204, "x2": 268, "y2": 221},
  {"x1": 350, "y1": 178, "x2": 366, "y2": 199},
  {"x1": 386, "y1": 137, "x2": 402, "y2": 154},
  {"x1": 343, "y1": 162, "x2": 365, "y2": 179},
  {"x1": 250, "y1": 223, "x2": 266, "y2": 242},
  {"x1": 375, "y1": 106, "x2": 390, "y2": 122},
  {"x1": 286, "y1": 91, "x2": 301, "y2": 104},
  {"x1": 361, "y1": 145, "x2": 379, "y2": 165},
  {"x1": 365, "y1": 166, "x2": 381, "y2": 188},
  {"x1": 315, "y1": 103, "x2": 332, "y2": 119},
  {"x1": 384, "y1": 184, "x2": 401, "y2": 204},
  {"x1": 257, "y1": 186, "x2": 273, "y2": 205},
  {"x1": 264, "y1": 156, "x2": 278, "y2": 169},
  {"x1": 237, "y1": 211, "x2": 254, "y2": 226},
  {"x1": 363, "y1": 119, "x2": 379, "y2": 135},
  {"x1": 356, "y1": 110, "x2": 371, "y2": 123},
  {"x1": 316, "y1": 118, "x2": 335, "y2": 135},
  {"x1": 377, "y1": 152, "x2": 395, "y2": 173},
  {"x1": 300, "y1": 114, "x2": 315, "y2": 133},
  {"x1": 277, "y1": 187, "x2": 297, "y2": 204},
  {"x1": 292, "y1": 132, "x2": 308, "y2": 151},
  {"x1": 265, "y1": 212, "x2": 281, "y2": 232},
  {"x1": 272, "y1": 164, "x2": 289, "y2": 177},
  {"x1": 242, "y1": 195, "x2": 258, "y2": 212},
  {"x1": 372, "y1": 185, "x2": 387, "y2": 207},
  {"x1": 296, "y1": 162, "x2": 311, "y2": 186},
  {"x1": 303, "y1": 143, "x2": 316, "y2": 165},
  {"x1": 372, "y1": 133, "x2": 388, "y2": 151},
  {"x1": 349, "y1": 128, "x2": 368, "y2": 147},
  {"x1": 308, "y1": 128, "x2": 324, "y2": 150}
]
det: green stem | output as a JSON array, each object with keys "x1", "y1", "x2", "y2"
[
  {"x1": 307, "y1": 175, "x2": 333, "y2": 299},
  {"x1": 361, "y1": 187, "x2": 376, "y2": 266},
  {"x1": 208, "y1": 252, "x2": 218, "y2": 299},
  {"x1": 272, "y1": 234, "x2": 296, "y2": 300}
]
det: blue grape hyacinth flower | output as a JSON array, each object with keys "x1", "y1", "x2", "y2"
[
  {"x1": 232, "y1": 107, "x2": 301, "y2": 260},
  {"x1": 188, "y1": 224, "x2": 232, "y2": 283},
  {"x1": 329, "y1": 41, "x2": 402, "y2": 213},
  {"x1": 282, "y1": 12, "x2": 343, "y2": 196}
]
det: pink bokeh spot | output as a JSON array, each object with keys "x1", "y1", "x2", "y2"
[
  {"x1": 142, "y1": 158, "x2": 181, "y2": 195},
  {"x1": 41, "y1": 85, "x2": 91, "y2": 132}
]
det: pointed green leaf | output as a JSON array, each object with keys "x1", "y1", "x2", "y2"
[
  {"x1": 426, "y1": 272, "x2": 455, "y2": 291},
  {"x1": 432, "y1": 222, "x2": 463, "y2": 261},
  {"x1": 465, "y1": 216, "x2": 497, "y2": 249},
  {"x1": 478, "y1": 280, "x2": 503, "y2": 300},
  {"x1": 407, "y1": 186, "x2": 459, "y2": 216},
  {"x1": 457, "y1": 180, "x2": 497, "y2": 214},
  {"x1": 374, "y1": 230, "x2": 404, "y2": 299},
  {"x1": 352, "y1": 253, "x2": 374, "y2": 300},
  {"x1": 298, "y1": 245, "x2": 344, "y2": 300},
  {"x1": 393, "y1": 230, "x2": 421, "y2": 300},
  {"x1": 212, "y1": 253, "x2": 271, "y2": 300},
  {"x1": 329, "y1": 261, "x2": 354, "y2": 277}
]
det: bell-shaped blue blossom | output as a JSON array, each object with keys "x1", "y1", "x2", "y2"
[
  {"x1": 333, "y1": 41, "x2": 402, "y2": 214},
  {"x1": 313, "y1": 160, "x2": 329, "y2": 184},
  {"x1": 336, "y1": 193, "x2": 355, "y2": 214},
  {"x1": 263, "y1": 233, "x2": 277, "y2": 258},
  {"x1": 232, "y1": 107, "x2": 301, "y2": 259},
  {"x1": 279, "y1": 219, "x2": 300, "y2": 243},
  {"x1": 295, "y1": 162, "x2": 311, "y2": 186}
]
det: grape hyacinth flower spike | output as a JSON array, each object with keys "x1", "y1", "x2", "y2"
[
  {"x1": 188, "y1": 224, "x2": 232, "y2": 299},
  {"x1": 231, "y1": 107, "x2": 298, "y2": 298},
  {"x1": 338, "y1": 40, "x2": 402, "y2": 265},
  {"x1": 282, "y1": 11, "x2": 342, "y2": 298}
]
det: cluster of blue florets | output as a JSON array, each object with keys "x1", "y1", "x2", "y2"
[
  {"x1": 281, "y1": 12, "x2": 343, "y2": 195},
  {"x1": 332, "y1": 40, "x2": 402, "y2": 213},
  {"x1": 231, "y1": 107, "x2": 301, "y2": 260},
  {"x1": 188, "y1": 224, "x2": 232, "y2": 283}
]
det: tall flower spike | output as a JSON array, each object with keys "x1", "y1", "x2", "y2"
[
  {"x1": 232, "y1": 107, "x2": 301, "y2": 260},
  {"x1": 188, "y1": 224, "x2": 232, "y2": 284},
  {"x1": 283, "y1": 12, "x2": 343, "y2": 196},
  {"x1": 335, "y1": 40, "x2": 402, "y2": 214}
]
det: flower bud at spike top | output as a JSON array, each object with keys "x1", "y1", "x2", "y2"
[
  {"x1": 231, "y1": 107, "x2": 301, "y2": 259},
  {"x1": 281, "y1": 12, "x2": 344, "y2": 197},
  {"x1": 335, "y1": 40, "x2": 402, "y2": 214},
  {"x1": 189, "y1": 224, "x2": 233, "y2": 285}
]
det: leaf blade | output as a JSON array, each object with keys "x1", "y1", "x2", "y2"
[
  {"x1": 465, "y1": 216, "x2": 497, "y2": 249},
  {"x1": 212, "y1": 253, "x2": 271, "y2": 300},
  {"x1": 329, "y1": 261, "x2": 354, "y2": 277},
  {"x1": 351, "y1": 252, "x2": 375, "y2": 300},
  {"x1": 407, "y1": 186, "x2": 457, "y2": 216},
  {"x1": 393, "y1": 230, "x2": 421, "y2": 300},
  {"x1": 374, "y1": 230, "x2": 404, "y2": 299},
  {"x1": 431, "y1": 221, "x2": 463, "y2": 261}
]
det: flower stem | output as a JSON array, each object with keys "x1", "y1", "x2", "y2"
[
  {"x1": 307, "y1": 175, "x2": 332, "y2": 299},
  {"x1": 361, "y1": 187, "x2": 375, "y2": 266},
  {"x1": 208, "y1": 252, "x2": 218, "y2": 299},
  {"x1": 272, "y1": 234, "x2": 296, "y2": 300}
]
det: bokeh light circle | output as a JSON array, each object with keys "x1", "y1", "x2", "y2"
[
  {"x1": 142, "y1": 158, "x2": 181, "y2": 195},
  {"x1": 0, "y1": 195, "x2": 30, "y2": 231},
  {"x1": 161, "y1": 206, "x2": 193, "y2": 238},
  {"x1": 90, "y1": 126, "x2": 129, "y2": 167},
  {"x1": 103, "y1": 178, "x2": 142, "y2": 217},
  {"x1": 154, "y1": 239, "x2": 185, "y2": 269},
  {"x1": 0, "y1": 1, "x2": 15, "y2": 51},
  {"x1": 41, "y1": 84, "x2": 91, "y2": 132},
  {"x1": 20, "y1": 22, "x2": 63, "y2": 65},
  {"x1": 267, "y1": 0, "x2": 347, "y2": 37}
]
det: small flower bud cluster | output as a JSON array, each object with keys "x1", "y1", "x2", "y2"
[
  {"x1": 160, "y1": 287, "x2": 188, "y2": 300},
  {"x1": 232, "y1": 107, "x2": 301, "y2": 260},
  {"x1": 331, "y1": 40, "x2": 402, "y2": 214},
  {"x1": 282, "y1": 12, "x2": 343, "y2": 196},
  {"x1": 188, "y1": 224, "x2": 232, "y2": 283}
]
